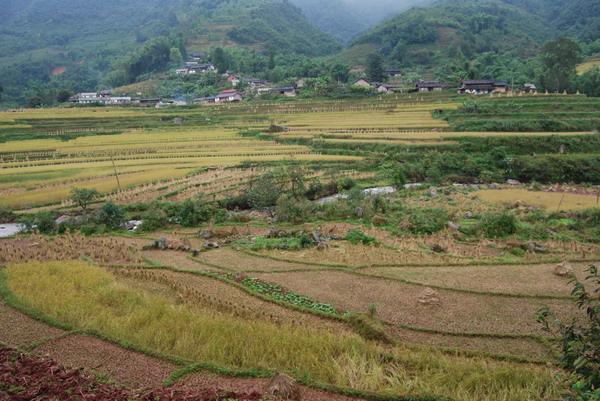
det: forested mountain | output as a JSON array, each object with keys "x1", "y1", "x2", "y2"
[
  {"x1": 350, "y1": 0, "x2": 600, "y2": 67},
  {"x1": 1, "y1": 0, "x2": 599, "y2": 106},
  {"x1": 0, "y1": 0, "x2": 340, "y2": 105}
]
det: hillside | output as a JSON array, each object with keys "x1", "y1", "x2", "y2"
[
  {"x1": 349, "y1": 0, "x2": 599, "y2": 68},
  {"x1": 0, "y1": 0, "x2": 340, "y2": 105}
]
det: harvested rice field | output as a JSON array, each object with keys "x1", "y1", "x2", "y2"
[
  {"x1": 359, "y1": 262, "x2": 597, "y2": 297},
  {"x1": 252, "y1": 270, "x2": 577, "y2": 335}
]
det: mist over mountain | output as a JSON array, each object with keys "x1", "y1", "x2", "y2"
[{"x1": 290, "y1": 0, "x2": 433, "y2": 42}]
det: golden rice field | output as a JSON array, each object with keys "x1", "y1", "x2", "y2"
[
  {"x1": 475, "y1": 188, "x2": 600, "y2": 211},
  {"x1": 577, "y1": 56, "x2": 600, "y2": 75},
  {"x1": 0, "y1": 100, "x2": 459, "y2": 209}
]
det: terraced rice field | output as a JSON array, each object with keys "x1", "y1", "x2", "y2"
[{"x1": 475, "y1": 188, "x2": 600, "y2": 211}]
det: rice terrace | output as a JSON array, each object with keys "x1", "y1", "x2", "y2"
[{"x1": 1, "y1": 1, "x2": 600, "y2": 400}]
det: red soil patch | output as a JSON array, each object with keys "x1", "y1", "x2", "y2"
[
  {"x1": 34, "y1": 334, "x2": 177, "y2": 389},
  {"x1": 51, "y1": 66, "x2": 66, "y2": 76},
  {"x1": 0, "y1": 345, "x2": 261, "y2": 401}
]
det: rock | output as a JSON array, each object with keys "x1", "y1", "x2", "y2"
[
  {"x1": 316, "y1": 242, "x2": 329, "y2": 251},
  {"x1": 447, "y1": 221, "x2": 460, "y2": 231},
  {"x1": 355, "y1": 207, "x2": 364, "y2": 218},
  {"x1": 265, "y1": 373, "x2": 301, "y2": 401},
  {"x1": 527, "y1": 241, "x2": 548, "y2": 254},
  {"x1": 554, "y1": 262, "x2": 574, "y2": 277},
  {"x1": 507, "y1": 179, "x2": 521, "y2": 186},
  {"x1": 55, "y1": 215, "x2": 71, "y2": 225},
  {"x1": 198, "y1": 230, "x2": 214, "y2": 240},
  {"x1": 124, "y1": 220, "x2": 142, "y2": 231},
  {"x1": 488, "y1": 183, "x2": 499, "y2": 189},
  {"x1": 429, "y1": 188, "x2": 438, "y2": 198},
  {"x1": 465, "y1": 211, "x2": 474, "y2": 219},
  {"x1": 417, "y1": 288, "x2": 441, "y2": 306},
  {"x1": 204, "y1": 241, "x2": 220, "y2": 250},
  {"x1": 431, "y1": 244, "x2": 446, "y2": 253},
  {"x1": 156, "y1": 237, "x2": 168, "y2": 250},
  {"x1": 268, "y1": 228, "x2": 288, "y2": 238}
]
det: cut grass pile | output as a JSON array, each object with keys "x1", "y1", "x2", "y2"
[
  {"x1": 475, "y1": 189, "x2": 600, "y2": 211},
  {"x1": 4, "y1": 261, "x2": 563, "y2": 401}
]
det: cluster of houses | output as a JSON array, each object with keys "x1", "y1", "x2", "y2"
[
  {"x1": 175, "y1": 52, "x2": 217, "y2": 75},
  {"x1": 69, "y1": 91, "x2": 160, "y2": 106},
  {"x1": 352, "y1": 77, "x2": 537, "y2": 95}
]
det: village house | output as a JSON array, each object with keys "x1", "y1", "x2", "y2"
[
  {"x1": 108, "y1": 96, "x2": 132, "y2": 105},
  {"x1": 259, "y1": 87, "x2": 297, "y2": 97},
  {"x1": 176, "y1": 63, "x2": 216, "y2": 75},
  {"x1": 377, "y1": 84, "x2": 401, "y2": 94},
  {"x1": 459, "y1": 80, "x2": 510, "y2": 95},
  {"x1": 245, "y1": 78, "x2": 271, "y2": 90},
  {"x1": 195, "y1": 89, "x2": 243, "y2": 105},
  {"x1": 226, "y1": 74, "x2": 240, "y2": 87},
  {"x1": 353, "y1": 78, "x2": 371, "y2": 88},
  {"x1": 69, "y1": 91, "x2": 136, "y2": 106},
  {"x1": 415, "y1": 81, "x2": 448, "y2": 92},
  {"x1": 522, "y1": 83, "x2": 537, "y2": 94}
]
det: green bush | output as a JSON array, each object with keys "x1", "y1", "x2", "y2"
[
  {"x1": 140, "y1": 206, "x2": 168, "y2": 232},
  {"x1": 275, "y1": 194, "x2": 313, "y2": 223},
  {"x1": 0, "y1": 207, "x2": 16, "y2": 223},
  {"x1": 20, "y1": 212, "x2": 56, "y2": 234},
  {"x1": 407, "y1": 208, "x2": 449, "y2": 235},
  {"x1": 96, "y1": 202, "x2": 125, "y2": 229},
  {"x1": 177, "y1": 198, "x2": 212, "y2": 227},
  {"x1": 345, "y1": 229, "x2": 377, "y2": 245},
  {"x1": 479, "y1": 212, "x2": 518, "y2": 238},
  {"x1": 238, "y1": 233, "x2": 315, "y2": 251},
  {"x1": 537, "y1": 265, "x2": 600, "y2": 401}
]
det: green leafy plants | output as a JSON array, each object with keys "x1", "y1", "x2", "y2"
[
  {"x1": 345, "y1": 229, "x2": 377, "y2": 245},
  {"x1": 241, "y1": 277, "x2": 339, "y2": 316},
  {"x1": 479, "y1": 212, "x2": 518, "y2": 239},
  {"x1": 537, "y1": 265, "x2": 600, "y2": 401}
]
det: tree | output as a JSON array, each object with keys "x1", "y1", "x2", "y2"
[
  {"x1": 27, "y1": 96, "x2": 44, "y2": 108},
  {"x1": 540, "y1": 38, "x2": 582, "y2": 92},
  {"x1": 366, "y1": 53, "x2": 385, "y2": 82},
  {"x1": 170, "y1": 47, "x2": 183, "y2": 65},
  {"x1": 56, "y1": 89, "x2": 73, "y2": 103},
  {"x1": 96, "y1": 202, "x2": 125, "y2": 229},
  {"x1": 578, "y1": 67, "x2": 600, "y2": 97},
  {"x1": 70, "y1": 188, "x2": 100, "y2": 212},
  {"x1": 330, "y1": 63, "x2": 350, "y2": 83},
  {"x1": 268, "y1": 51, "x2": 276, "y2": 70},
  {"x1": 211, "y1": 47, "x2": 230, "y2": 73}
]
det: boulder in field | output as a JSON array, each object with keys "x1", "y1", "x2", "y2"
[
  {"x1": 554, "y1": 262, "x2": 574, "y2": 277},
  {"x1": 418, "y1": 287, "x2": 441, "y2": 306},
  {"x1": 265, "y1": 373, "x2": 301, "y2": 400}
]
